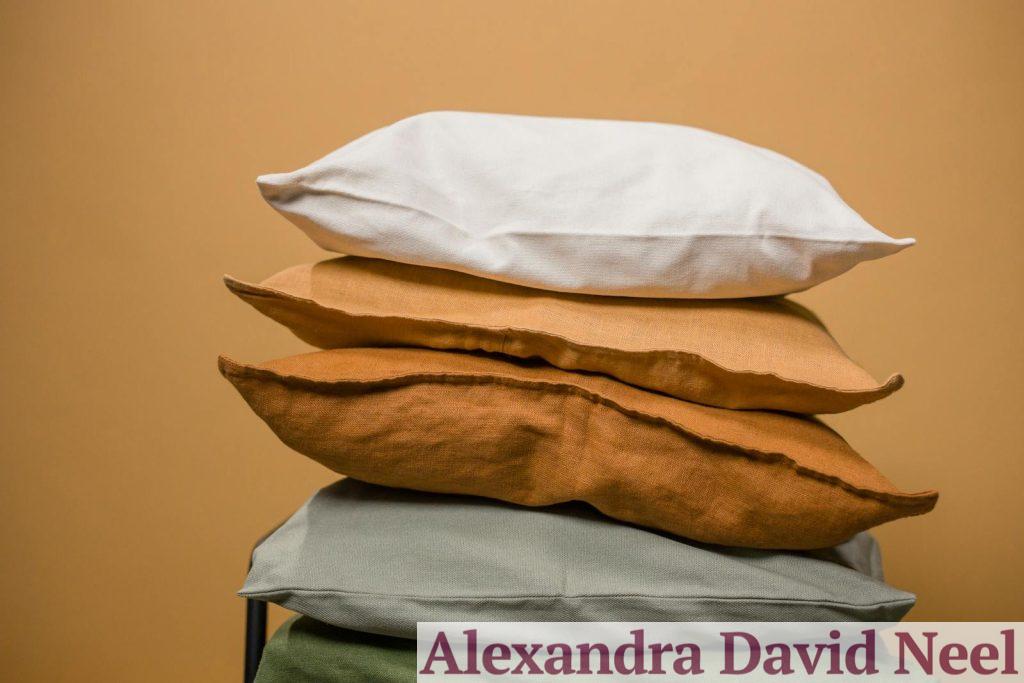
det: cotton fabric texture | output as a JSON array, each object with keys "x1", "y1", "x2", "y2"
[
  {"x1": 257, "y1": 111, "x2": 913, "y2": 299},
  {"x1": 241, "y1": 480, "x2": 918, "y2": 638},
  {"x1": 255, "y1": 617, "x2": 415, "y2": 683},
  {"x1": 219, "y1": 347, "x2": 937, "y2": 549},
  {"x1": 226, "y1": 257, "x2": 902, "y2": 413}
]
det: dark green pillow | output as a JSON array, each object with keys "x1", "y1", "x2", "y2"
[{"x1": 256, "y1": 616, "x2": 414, "y2": 683}]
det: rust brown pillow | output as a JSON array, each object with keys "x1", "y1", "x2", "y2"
[
  {"x1": 225, "y1": 257, "x2": 902, "y2": 414},
  {"x1": 218, "y1": 347, "x2": 936, "y2": 549}
]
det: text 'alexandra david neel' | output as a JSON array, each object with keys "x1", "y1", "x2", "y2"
[{"x1": 416, "y1": 623, "x2": 1020, "y2": 680}]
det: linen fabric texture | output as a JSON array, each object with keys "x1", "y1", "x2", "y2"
[
  {"x1": 256, "y1": 111, "x2": 913, "y2": 299},
  {"x1": 226, "y1": 257, "x2": 902, "y2": 414},
  {"x1": 241, "y1": 480, "x2": 918, "y2": 639},
  {"x1": 219, "y1": 347, "x2": 937, "y2": 549}
]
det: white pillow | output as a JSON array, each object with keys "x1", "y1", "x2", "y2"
[{"x1": 258, "y1": 111, "x2": 913, "y2": 298}]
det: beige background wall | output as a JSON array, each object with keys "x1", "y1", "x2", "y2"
[{"x1": 2, "y1": 1, "x2": 1022, "y2": 679}]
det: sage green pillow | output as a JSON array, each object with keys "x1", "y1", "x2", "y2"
[
  {"x1": 256, "y1": 617, "x2": 414, "y2": 683},
  {"x1": 241, "y1": 480, "x2": 915, "y2": 638}
]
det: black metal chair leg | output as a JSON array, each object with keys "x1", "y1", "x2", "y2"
[
  {"x1": 243, "y1": 524, "x2": 284, "y2": 683},
  {"x1": 244, "y1": 597, "x2": 267, "y2": 683}
]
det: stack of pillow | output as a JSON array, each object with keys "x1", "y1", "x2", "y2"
[{"x1": 220, "y1": 112, "x2": 938, "y2": 682}]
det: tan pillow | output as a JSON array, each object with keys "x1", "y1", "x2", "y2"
[
  {"x1": 218, "y1": 347, "x2": 936, "y2": 549},
  {"x1": 225, "y1": 257, "x2": 902, "y2": 414}
]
